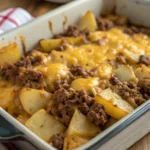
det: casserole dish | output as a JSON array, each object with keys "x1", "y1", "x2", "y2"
[{"x1": 0, "y1": 0, "x2": 149, "y2": 149}]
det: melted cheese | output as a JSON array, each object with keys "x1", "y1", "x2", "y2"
[
  {"x1": 43, "y1": 28, "x2": 150, "y2": 70},
  {"x1": 38, "y1": 63, "x2": 69, "y2": 91},
  {"x1": 50, "y1": 44, "x2": 110, "y2": 70},
  {"x1": 71, "y1": 77, "x2": 99, "y2": 95}
]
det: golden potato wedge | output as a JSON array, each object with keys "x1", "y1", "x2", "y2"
[
  {"x1": 25, "y1": 109, "x2": 66, "y2": 141},
  {"x1": 67, "y1": 109, "x2": 100, "y2": 137},
  {"x1": 71, "y1": 77, "x2": 99, "y2": 95},
  {"x1": 40, "y1": 39, "x2": 61, "y2": 52},
  {"x1": 0, "y1": 87, "x2": 16, "y2": 109},
  {"x1": 115, "y1": 65, "x2": 137, "y2": 82},
  {"x1": 0, "y1": 43, "x2": 21, "y2": 66},
  {"x1": 95, "y1": 88, "x2": 134, "y2": 120},
  {"x1": 78, "y1": 11, "x2": 98, "y2": 32},
  {"x1": 40, "y1": 36, "x2": 84, "y2": 52},
  {"x1": 0, "y1": 78, "x2": 17, "y2": 109},
  {"x1": 135, "y1": 65, "x2": 150, "y2": 79},
  {"x1": 19, "y1": 88, "x2": 51, "y2": 115},
  {"x1": 63, "y1": 134, "x2": 89, "y2": 150}
]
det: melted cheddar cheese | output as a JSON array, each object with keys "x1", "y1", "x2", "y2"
[{"x1": 40, "y1": 28, "x2": 150, "y2": 71}]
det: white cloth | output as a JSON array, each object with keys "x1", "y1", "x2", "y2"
[{"x1": 0, "y1": 8, "x2": 33, "y2": 34}]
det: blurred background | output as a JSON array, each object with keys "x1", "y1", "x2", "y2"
[{"x1": 0, "y1": 0, "x2": 61, "y2": 17}]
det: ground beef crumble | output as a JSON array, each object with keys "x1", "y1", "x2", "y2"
[
  {"x1": 87, "y1": 103, "x2": 108, "y2": 126},
  {"x1": 70, "y1": 65, "x2": 93, "y2": 79},
  {"x1": 110, "y1": 76, "x2": 146, "y2": 106},
  {"x1": 97, "y1": 16, "x2": 128, "y2": 31},
  {"x1": 138, "y1": 78, "x2": 150, "y2": 100},
  {"x1": 50, "y1": 133, "x2": 65, "y2": 150},
  {"x1": 0, "y1": 64, "x2": 45, "y2": 89},
  {"x1": 139, "y1": 55, "x2": 150, "y2": 66},
  {"x1": 0, "y1": 50, "x2": 47, "y2": 89},
  {"x1": 49, "y1": 88, "x2": 94, "y2": 126},
  {"x1": 53, "y1": 80, "x2": 70, "y2": 91},
  {"x1": 16, "y1": 51, "x2": 45, "y2": 68},
  {"x1": 97, "y1": 18, "x2": 114, "y2": 31},
  {"x1": 49, "y1": 88, "x2": 108, "y2": 128},
  {"x1": 15, "y1": 57, "x2": 32, "y2": 68},
  {"x1": 54, "y1": 25, "x2": 88, "y2": 38},
  {"x1": 124, "y1": 26, "x2": 150, "y2": 36}
]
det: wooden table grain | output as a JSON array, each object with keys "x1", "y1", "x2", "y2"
[{"x1": 0, "y1": 0, "x2": 149, "y2": 149}]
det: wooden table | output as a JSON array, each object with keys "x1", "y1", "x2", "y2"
[{"x1": 0, "y1": 0, "x2": 149, "y2": 149}]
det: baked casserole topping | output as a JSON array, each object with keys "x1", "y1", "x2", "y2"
[{"x1": 0, "y1": 11, "x2": 150, "y2": 150}]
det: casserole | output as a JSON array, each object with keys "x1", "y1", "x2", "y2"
[{"x1": 0, "y1": 0, "x2": 149, "y2": 150}]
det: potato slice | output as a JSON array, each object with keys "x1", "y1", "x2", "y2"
[
  {"x1": 19, "y1": 88, "x2": 51, "y2": 115},
  {"x1": 67, "y1": 109, "x2": 100, "y2": 137},
  {"x1": 40, "y1": 36, "x2": 84, "y2": 52},
  {"x1": 135, "y1": 65, "x2": 150, "y2": 79},
  {"x1": 63, "y1": 134, "x2": 89, "y2": 150},
  {"x1": 78, "y1": 11, "x2": 98, "y2": 32},
  {"x1": 40, "y1": 39, "x2": 61, "y2": 52},
  {"x1": 0, "y1": 78, "x2": 17, "y2": 109},
  {"x1": 0, "y1": 43, "x2": 21, "y2": 66},
  {"x1": 25, "y1": 109, "x2": 66, "y2": 141},
  {"x1": 71, "y1": 77, "x2": 99, "y2": 95},
  {"x1": 95, "y1": 88, "x2": 133, "y2": 119},
  {"x1": 115, "y1": 65, "x2": 137, "y2": 82}
]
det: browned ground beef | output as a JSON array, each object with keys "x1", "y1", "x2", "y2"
[
  {"x1": 138, "y1": 78, "x2": 150, "y2": 99},
  {"x1": 28, "y1": 54, "x2": 43, "y2": 65},
  {"x1": 0, "y1": 64, "x2": 45, "y2": 89},
  {"x1": 70, "y1": 65, "x2": 93, "y2": 79},
  {"x1": 50, "y1": 133, "x2": 65, "y2": 150},
  {"x1": 124, "y1": 26, "x2": 150, "y2": 36},
  {"x1": 97, "y1": 18, "x2": 114, "y2": 31},
  {"x1": 124, "y1": 26, "x2": 140, "y2": 35},
  {"x1": 77, "y1": 103, "x2": 90, "y2": 115},
  {"x1": 0, "y1": 50, "x2": 46, "y2": 89},
  {"x1": 97, "y1": 16, "x2": 128, "y2": 31},
  {"x1": 15, "y1": 57, "x2": 32, "y2": 68},
  {"x1": 15, "y1": 51, "x2": 45, "y2": 68},
  {"x1": 110, "y1": 76, "x2": 146, "y2": 106},
  {"x1": 49, "y1": 88, "x2": 94, "y2": 126},
  {"x1": 54, "y1": 25, "x2": 88, "y2": 38},
  {"x1": 53, "y1": 80, "x2": 70, "y2": 91},
  {"x1": 139, "y1": 55, "x2": 150, "y2": 66},
  {"x1": 49, "y1": 87, "x2": 108, "y2": 127},
  {"x1": 87, "y1": 103, "x2": 108, "y2": 126}
]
